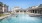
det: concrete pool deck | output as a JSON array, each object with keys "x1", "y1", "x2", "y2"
[
  {"x1": 26, "y1": 12, "x2": 42, "y2": 17},
  {"x1": 0, "y1": 12, "x2": 42, "y2": 20},
  {"x1": 13, "y1": 12, "x2": 42, "y2": 17},
  {"x1": 0, "y1": 14, "x2": 11, "y2": 20}
]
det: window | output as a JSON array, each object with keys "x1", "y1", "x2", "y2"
[
  {"x1": 32, "y1": 10, "x2": 34, "y2": 13},
  {"x1": 24, "y1": 11, "x2": 26, "y2": 12},
  {"x1": 20, "y1": 11, "x2": 22, "y2": 12},
  {"x1": 16, "y1": 11, "x2": 19, "y2": 13}
]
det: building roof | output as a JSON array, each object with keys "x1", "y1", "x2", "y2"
[
  {"x1": 28, "y1": 4, "x2": 42, "y2": 10},
  {"x1": 15, "y1": 8, "x2": 26, "y2": 11}
]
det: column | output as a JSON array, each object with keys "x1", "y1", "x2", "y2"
[
  {"x1": 37, "y1": 10, "x2": 38, "y2": 14},
  {"x1": 23, "y1": 11, "x2": 24, "y2": 14},
  {"x1": 2, "y1": 5, "x2": 4, "y2": 12},
  {"x1": 39, "y1": 9, "x2": 40, "y2": 14},
  {"x1": 14, "y1": 11, "x2": 16, "y2": 14},
  {"x1": 19, "y1": 11, "x2": 20, "y2": 13},
  {"x1": 26, "y1": 10, "x2": 27, "y2": 13}
]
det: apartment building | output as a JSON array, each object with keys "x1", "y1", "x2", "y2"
[{"x1": 0, "y1": 2, "x2": 8, "y2": 13}]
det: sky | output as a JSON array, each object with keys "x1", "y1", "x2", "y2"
[{"x1": 0, "y1": 0, "x2": 42, "y2": 11}]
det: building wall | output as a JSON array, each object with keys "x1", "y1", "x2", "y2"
[
  {"x1": 0, "y1": 4, "x2": 8, "y2": 13},
  {"x1": 0, "y1": 6, "x2": 3, "y2": 13},
  {"x1": 28, "y1": 9, "x2": 42, "y2": 14},
  {"x1": 4, "y1": 6, "x2": 8, "y2": 12}
]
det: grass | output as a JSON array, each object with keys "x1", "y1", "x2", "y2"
[{"x1": 0, "y1": 14, "x2": 5, "y2": 17}]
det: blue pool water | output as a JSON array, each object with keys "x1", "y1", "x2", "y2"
[{"x1": 0, "y1": 14, "x2": 42, "y2": 23}]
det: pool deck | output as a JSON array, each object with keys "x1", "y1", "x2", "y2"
[
  {"x1": 13, "y1": 12, "x2": 42, "y2": 17},
  {"x1": 0, "y1": 12, "x2": 42, "y2": 20},
  {"x1": 27, "y1": 12, "x2": 42, "y2": 17},
  {"x1": 0, "y1": 14, "x2": 11, "y2": 20}
]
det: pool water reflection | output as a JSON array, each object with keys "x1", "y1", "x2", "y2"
[{"x1": 0, "y1": 14, "x2": 42, "y2": 23}]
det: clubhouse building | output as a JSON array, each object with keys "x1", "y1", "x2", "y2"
[{"x1": 12, "y1": 4, "x2": 42, "y2": 16}]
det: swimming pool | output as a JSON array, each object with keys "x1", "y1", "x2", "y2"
[{"x1": 0, "y1": 14, "x2": 42, "y2": 23}]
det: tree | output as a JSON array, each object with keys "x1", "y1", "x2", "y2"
[
  {"x1": 0, "y1": 2, "x2": 3, "y2": 6},
  {"x1": 39, "y1": 4, "x2": 42, "y2": 7}
]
